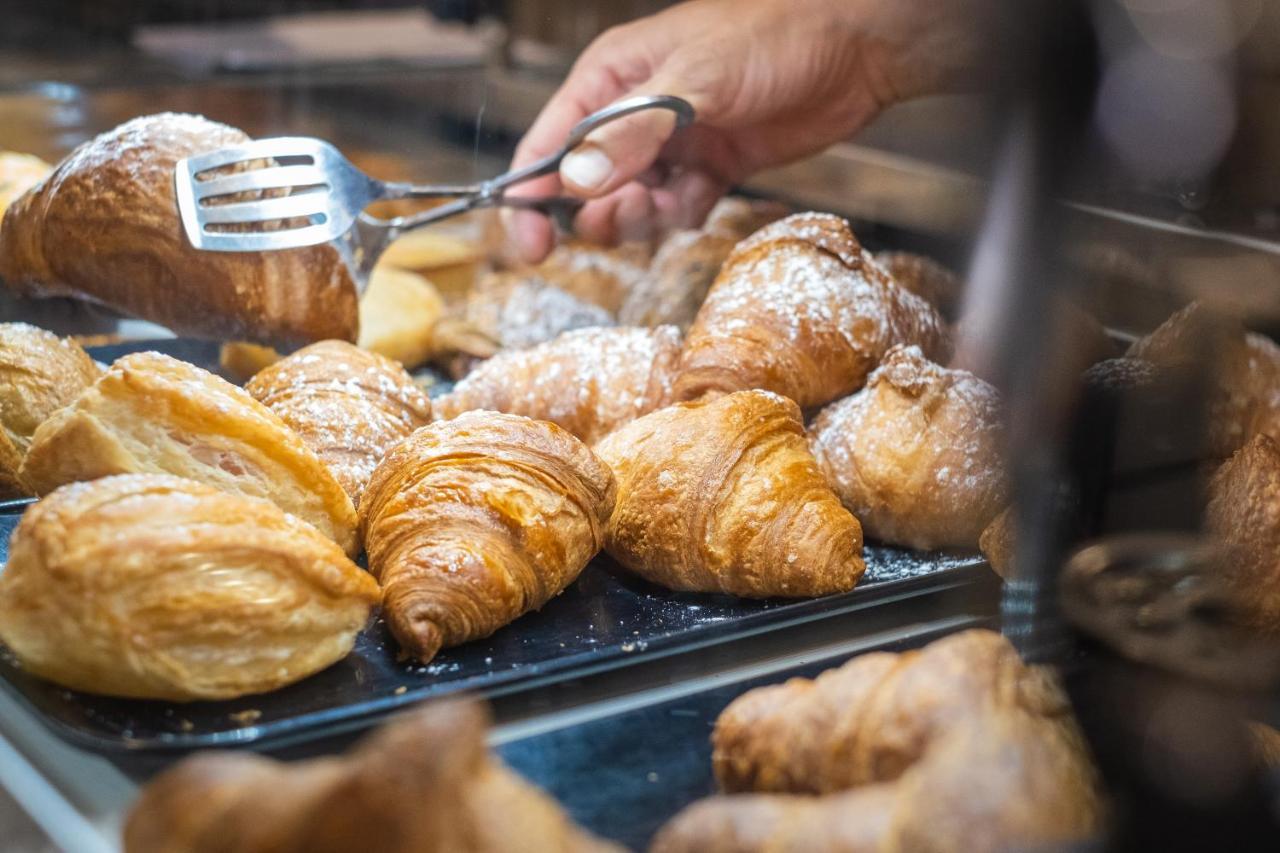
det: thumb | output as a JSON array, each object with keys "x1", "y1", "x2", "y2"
[{"x1": 558, "y1": 83, "x2": 704, "y2": 199}]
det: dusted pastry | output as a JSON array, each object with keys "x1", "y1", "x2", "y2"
[
  {"x1": 0, "y1": 474, "x2": 379, "y2": 701},
  {"x1": 534, "y1": 239, "x2": 651, "y2": 314},
  {"x1": 617, "y1": 229, "x2": 737, "y2": 330},
  {"x1": 0, "y1": 113, "x2": 356, "y2": 347},
  {"x1": 360, "y1": 411, "x2": 616, "y2": 662},
  {"x1": 125, "y1": 699, "x2": 621, "y2": 853},
  {"x1": 711, "y1": 629, "x2": 1065, "y2": 794},
  {"x1": 653, "y1": 707, "x2": 1100, "y2": 853},
  {"x1": 1206, "y1": 434, "x2": 1280, "y2": 632},
  {"x1": 979, "y1": 505, "x2": 1015, "y2": 579},
  {"x1": 809, "y1": 345, "x2": 1007, "y2": 550},
  {"x1": 674, "y1": 213, "x2": 951, "y2": 409},
  {"x1": 700, "y1": 196, "x2": 790, "y2": 242},
  {"x1": 435, "y1": 326, "x2": 681, "y2": 445},
  {"x1": 246, "y1": 340, "x2": 432, "y2": 505},
  {"x1": 594, "y1": 389, "x2": 864, "y2": 597},
  {"x1": 19, "y1": 351, "x2": 359, "y2": 554},
  {"x1": 0, "y1": 151, "x2": 50, "y2": 220},
  {"x1": 874, "y1": 250, "x2": 962, "y2": 318},
  {"x1": 457, "y1": 271, "x2": 614, "y2": 355},
  {"x1": 0, "y1": 322, "x2": 100, "y2": 498}
]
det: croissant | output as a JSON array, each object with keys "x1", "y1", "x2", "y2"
[
  {"x1": 457, "y1": 271, "x2": 614, "y2": 354},
  {"x1": 533, "y1": 239, "x2": 651, "y2": 315},
  {"x1": 0, "y1": 113, "x2": 357, "y2": 347},
  {"x1": 360, "y1": 411, "x2": 616, "y2": 662},
  {"x1": 593, "y1": 389, "x2": 864, "y2": 597},
  {"x1": 0, "y1": 322, "x2": 100, "y2": 498},
  {"x1": 673, "y1": 213, "x2": 951, "y2": 409},
  {"x1": 125, "y1": 698, "x2": 622, "y2": 853},
  {"x1": 435, "y1": 325, "x2": 681, "y2": 445},
  {"x1": 1206, "y1": 433, "x2": 1280, "y2": 632},
  {"x1": 809, "y1": 344, "x2": 1007, "y2": 549},
  {"x1": 0, "y1": 474, "x2": 379, "y2": 701},
  {"x1": 874, "y1": 250, "x2": 961, "y2": 318},
  {"x1": 618, "y1": 229, "x2": 738, "y2": 330},
  {"x1": 19, "y1": 351, "x2": 359, "y2": 554},
  {"x1": 246, "y1": 340, "x2": 432, "y2": 505},
  {"x1": 0, "y1": 151, "x2": 50, "y2": 219},
  {"x1": 700, "y1": 196, "x2": 790, "y2": 242},
  {"x1": 653, "y1": 706, "x2": 1101, "y2": 853}
]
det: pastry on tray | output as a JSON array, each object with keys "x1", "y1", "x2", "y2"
[
  {"x1": 809, "y1": 345, "x2": 1007, "y2": 550},
  {"x1": 673, "y1": 213, "x2": 951, "y2": 409},
  {"x1": 0, "y1": 151, "x2": 51, "y2": 221},
  {"x1": 533, "y1": 239, "x2": 651, "y2": 316},
  {"x1": 124, "y1": 699, "x2": 621, "y2": 853},
  {"x1": 0, "y1": 322, "x2": 100, "y2": 498},
  {"x1": 360, "y1": 411, "x2": 616, "y2": 663},
  {"x1": 247, "y1": 340, "x2": 432, "y2": 506},
  {"x1": 0, "y1": 113, "x2": 357, "y2": 347},
  {"x1": 358, "y1": 265, "x2": 494, "y2": 370},
  {"x1": 18, "y1": 350, "x2": 359, "y2": 555},
  {"x1": 874, "y1": 250, "x2": 962, "y2": 319},
  {"x1": 0, "y1": 474, "x2": 379, "y2": 701},
  {"x1": 455, "y1": 271, "x2": 614, "y2": 356},
  {"x1": 617, "y1": 229, "x2": 738, "y2": 331},
  {"x1": 435, "y1": 325, "x2": 682, "y2": 445},
  {"x1": 1206, "y1": 433, "x2": 1280, "y2": 632},
  {"x1": 594, "y1": 389, "x2": 864, "y2": 597}
]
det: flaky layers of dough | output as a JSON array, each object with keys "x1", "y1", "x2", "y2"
[
  {"x1": 0, "y1": 322, "x2": 100, "y2": 498},
  {"x1": 19, "y1": 351, "x2": 359, "y2": 554},
  {"x1": 810, "y1": 345, "x2": 1007, "y2": 550},
  {"x1": 674, "y1": 213, "x2": 951, "y2": 410},
  {"x1": 0, "y1": 475, "x2": 379, "y2": 701},
  {"x1": 0, "y1": 113, "x2": 357, "y2": 347},
  {"x1": 594, "y1": 389, "x2": 865, "y2": 597},
  {"x1": 125, "y1": 699, "x2": 621, "y2": 853},
  {"x1": 436, "y1": 325, "x2": 681, "y2": 445},
  {"x1": 1206, "y1": 434, "x2": 1280, "y2": 632},
  {"x1": 247, "y1": 340, "x2": 431, "y2": 506},
  {"x1": 360, "y1": 411, "x2": 616, "y2": 662}
]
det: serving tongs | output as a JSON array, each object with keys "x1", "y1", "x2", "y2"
[{"x1": 174, "y1": 94, "x2": 695, "y2": 294}]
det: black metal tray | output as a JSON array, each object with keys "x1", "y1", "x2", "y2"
[{"x1": 495, "y1": 617, "x2": 992, "y2": 851}]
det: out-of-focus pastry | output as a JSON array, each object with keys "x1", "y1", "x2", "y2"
[
  {"x1": 534, "y1": 239, "x2": 651, "y2": 314},
  {"x1": 1206, "y1": 433, "x2": 1280, "y2": 632},
  {"x1": 360, "y1": 411, "x2": 616, "y2": 662},
  {"x1": 124, "y1": 699, "x2": 621, "y2": 853},
  {"x1": 435, "y1": 326, "x2": 681, "y2": 445},
  {"x1": 0, "y1": 151, "x2": 51, "y2": 221},
  {"x1": 0, "y1": 474, "x2": 379, "y2": 701},
  {"x1": 701, "y1": 196, "x2": 790, "y2": 242},
  {"x1": 358, "y1": 265, "x2": 493, "y2": 370},
  {"x1": 618, "y1": 229, "x2": 737, "y2": 330},
  {"x1": 19, "y1": 351, "x2": 359, "y2": 554},
  {"x1": 246, "y1": 340, "x2": 432, "y2": 505},
  {"x1": 457, "y1": 271, "x2": 614, "y2": 354},
  {"x1": 594, "y1": 389, "x2": 864, "y2": 597},
  {"x1": 674, "y1": 213, "x2": 952, "y2": 409},
  {"x1": 219, "y1": 341, "x2": 282, "y2": 382},
  {"x1": 875, "y1": 251, "x2": 962, "y2": 319},
  {"x1": 809, "y1": 345, "x2": 1007, "y2": 550},
  {"x1": 376, "y1": 227, "x2": 485, "y2": 302},
  {"x1": 979, "y1": 505, "x2": 1015, "y2": 579},
  {"x1": 951, "y1": 296, "x2": 1116, "y2": 385},
  {"x1": 0, "y1": 322, "x2": 100, "y2": 498},
  {"x1": 0, "y1": 113, "x2": 357, "y2": 347}
]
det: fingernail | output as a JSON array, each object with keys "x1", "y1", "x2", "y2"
[{"x1": 561, "y1": 147, "x2": 613, "y2": 191}]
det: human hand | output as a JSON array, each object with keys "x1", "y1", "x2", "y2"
[{"x1": 506, "y1": 0, "x2": 991, "y2": 262}]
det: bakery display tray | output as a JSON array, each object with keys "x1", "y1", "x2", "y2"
[{"x1": 495, "y1": 617, "x2": 993, "y2": 851}]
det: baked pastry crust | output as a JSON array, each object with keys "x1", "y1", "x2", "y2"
[
  {"x1": 674, "y1": 213, "x2": 952, "y2": 409},
  {"x1": 435, "y1": 325, "x2": 681, "y2": 445},
  {"x1": 360, "y1": 411, "x2": 616, "y2": 662},
  {"x1": 1206, "y1": 433, "x2": 1280, "y2": 632},
  {"x1": 617, "y1": 229, "x2": 737, "y2": 330},
  {"x1": 594, "y1": 389, "x2": 865, "y2": 597},
  {"x1": 809, "y1": 344, "x2": 1008, "y2": 549},
  {"x1": 875, "y1": 250, "x2": 962, "y2": 318},
  {"x1": 124, "y1": 699, "x2": 621, "y2": 853},
  {"x1": 0, "y1": 322, "x2": 100, "y2": 498},
  {"x1": 19, "y1": 350, "x2": 359, "y2": 554},
  {"x1": 0, "y1": 113, "x2": 357, "y2": 347},
  {"x1": 456, "y1": 271, "x2": 614, "y2": 354},
  {"x1": 0, "y1": 151, "x2": 51, "y2": 220},
  {"x1": 247, "y1": 340, "x2": 431, "y2": 506},
  {"x1": 0, "y1": 474, "x2": 379, "y2": 701}
]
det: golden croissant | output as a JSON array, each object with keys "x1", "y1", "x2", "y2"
[
  {"x1": 18, "y1": 350, "x2": 358, "y2": 554},
  {"x1": 0, "y1": 322, "x2": 100, "y2": 498},
  {"x1": 673, "y1": 213, "x2": 951, "y2": 409},
  {"x1": 125, "y1": 698, "x2": 621, "y2": 853},
  {"x1": 809, "y1": 344, "x2": 1007, "y2": 549},
  {"x1": 246, "y1": 339, "x2": 432, "y2": 505},
  {"x1": 0, "y1": 474, "x2": 380, "y2": 701},
  {"x1": 435, "y1": 325, "x2": 682, "y2": 445},
  {"x1": 593, "y1": 389, "x2": 864, "y2": 597},
  {"x1": 0, "y1": 114, "x2": 356, "y2": 347},
  {"x1": 1206, "y1": 433, "x2": 1280, "y2": 632},
  {"x1": 360, "y1": 411, "x2": 616, "y2": 662}
]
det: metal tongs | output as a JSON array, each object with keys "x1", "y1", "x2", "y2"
[{"x1": 174, "y1": 94, "x2": 694, "y2": 293}]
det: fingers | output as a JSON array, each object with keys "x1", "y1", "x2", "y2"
[
  {"x1": 569, "y1": 167, "x2": 728, "y2": 246},
  {"x1": 559, "y1": 107, "x2": 679, "y2": 198}
]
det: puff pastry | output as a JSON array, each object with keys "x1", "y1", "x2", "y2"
[
  {"x1": 19, "y1": 351, "x2": 359, "y2": 554},
  {"x1": 1206, "y1": 433, "x2": 1280, "y2": 632},
  {"x1": 435, "y1": 325, "x2": 681, "y2": 445},
  {"x1": 674, "y1": 213, "x2": 952, "y2": 409},
  {"x1": 617, "y1": 229, "x2": 737, "y2": 330},
  {"x1": 874, "y1": 250, "x2": 962, "y2": 318},
  {"x1": 456, "y1": 271, "x2": 614, "y2": 355},
  {"x1": 360, "y1": 411, "x2": 616, "y2": 662},
  {"x1": 0, "y1": 113, "x2": 356, "y2": 347},
  {"x1": 125, "y1": 699, "x2": 621, "y2": 853},
  {"x1": 0, "y1": 322, "x2": 100, "y2": 498},
  {"x1": 809, "y1": 345, "x2": 1008, "y2": 549},
  {"x1": 700, "y1": 196, "x2": 790, "y2": 242},
  {"x1": 0, "y1": 151, "x2": 50, "y2": 221},
  {"x1": 0, "y1": 474, "x2": 379, "y2": 701},
  {"x1": 533, "y1": 239, "x2": 651, "y2": 314},
  {"x1": 594, "y1": 389, "x2": 865, "y2": 597},
  {"x1": 247, "y1": 340, "x2": 432, "y2": 505}
]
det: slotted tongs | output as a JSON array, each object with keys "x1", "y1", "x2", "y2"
[{"x1": 174, "y1": 94, "x2": 695, "y2": 293}]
